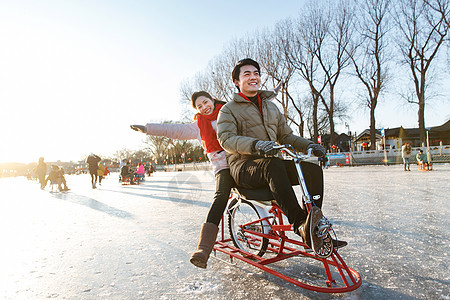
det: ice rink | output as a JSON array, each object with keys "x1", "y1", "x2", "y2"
[{"x1": 1, "y1": 164, "x2": 449, "y2": 299}]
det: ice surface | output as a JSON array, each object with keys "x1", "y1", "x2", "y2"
[{"x1": 0, "y1": 164, "x2": 449, "y2": 299}]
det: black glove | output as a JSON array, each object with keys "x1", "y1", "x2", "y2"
[
  {"x1": 255, "y1": 140, "x2": 279, "y2": 156},
  {"x1": 307, "y1": 144, "x2": 326, "y2": 157},
  {"x1": 130, "y1": 125, "x2": 147, "y2": 133}
]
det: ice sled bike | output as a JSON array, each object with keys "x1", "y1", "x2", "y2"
[{"x1": 212, "y1": 145, "x2": 362, "y2": 293}]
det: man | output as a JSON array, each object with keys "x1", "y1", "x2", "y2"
[
  {"x1": 217, "y1": 58, "x2": 346, "y2": 253},
  {"x1": 86, "y1": 153, "x2": 101, "y2": 188},
  {"x1": 120, "y1": 162, "x2": 136, "y2": 184},
  {"x1": 401, "y1": 142, "x2": 412, "y2": 171},
  {"x1": 36, "y1": 157, "x2": 47, "y2": 189}
]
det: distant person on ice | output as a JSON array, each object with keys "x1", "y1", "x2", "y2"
[
  {"x1": 136, "y1": 162, "x2": 145, "y2": 180},
  {"x1": 86, "y1": 153, "x2": 101, "y2": 188},
  {"x1": 416, "y1": 149, "x2": 432, "y2": 170},
  {"x1": 45, "y1": 165, "x2": 69, "y2": 191},
  {"x1": 120, "y1": 161, "x2": 136, "y2": 184},
  {"x1": 36, "y1": 157, "x2": 47, "y2": 189},
  {"x1": 401, "y1": 142, "x2": 412, "y2": 171},
  {"x1": 97, "y1": 163, "x2": 105, "y2": 185}
]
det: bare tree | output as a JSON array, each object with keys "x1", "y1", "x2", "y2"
[
  {"x1": 349, "y1": 0, "x2": 392, "y2": 149},
  {"x1": 143, "y1": 134, "x2": 170, "y2": 164},
  {"x1": 207, "y1": 55, "x2": 237, "y2": 101},
  {"x1": 171, "y1": 140, "x2": 195, "y2": 159},
  {"x1": 179, "y1": 79, "x2": 197, "y2": 122},
  {"x1": 315, "y1": 0, "x2": 354, "y2": 146},
  {"x1": 113, "y1": 148, "x2": 134, "y2": 162},
  {"x1": 304, "y1": 95, "x2": 330, "y2": 139},
  {"x1": 393, "y1": 0, "x2": 449, "y2": 143},
  {"x1": 283, "y1": 11, "x2": 330, "y2": 143},
  {"x1": 131, "y1": 149, "x2": 154, "y2": 163},
  {"x1": 112, "y1": 148, "x2": 153, "y2": 164},
  {"x1": 257, "y1": 24, "x2": 308, "y2": 136}
]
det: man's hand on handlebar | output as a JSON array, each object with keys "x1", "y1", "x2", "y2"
[
  {"x1": 307, "y1": 143, "x2": 326, "y2": 157},
  {"x1": 254, "y1": 140, "x2": 279, "y2": 156},
  {"x1": 130, "y1": 125, "x2": 147, "y2": 133}
]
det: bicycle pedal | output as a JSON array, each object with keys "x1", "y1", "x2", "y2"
[{"x1": 316, "y1": 217, "x2": 332, "y2": 238}]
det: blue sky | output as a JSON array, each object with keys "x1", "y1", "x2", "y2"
[{"x1": 0, "y1": 0, "x2": 448, "y2": 163}]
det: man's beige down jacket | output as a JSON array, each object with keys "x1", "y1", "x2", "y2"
[{"x1": 217, "y1": 90, "x2": 313, "y2": 183}]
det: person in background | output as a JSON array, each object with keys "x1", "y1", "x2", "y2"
[
  {"x1": 136, "y1": 163, "x2": 145, "y2": 176},
  {"x1": 149, "y1": 163, "x2": 155, "y2": 176},
  {"x1": 324, "y1": 154, "x2": 330, "y2": 169},
  {"x1": 98, "y1": 163, "x2": 105, "y2": 185},
  {"x1": 120, "y1": 162, "x2": 136, "y2": 184},
  {"x1": 416, "y1": 149, "x2": 432, "y2": 170},
  {"x1": 36, "y1": 157, "x2": 47, "y2": 189},
  {"x1": 136, "y1": 162, "x2": 145, "y2": 181},
  {"x1": 119, "y1": 159, "x2": 127, "y2": 170},
  {"x1": 45, "y1": 165, "x2": 69, "y2": 191},
  {"x1": 86, "y1": 154, "x2": 101, "y2": 188},
  {"x1": 104, "y1": 165, "x2": 110, "y2": 177},
  {"x1": 401, "y1": 142, "x2": 412, "y2": 171}
]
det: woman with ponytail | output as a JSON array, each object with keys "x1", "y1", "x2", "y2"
[{"x1": 130, "y1": 91, "x2": 235, "y2": 269}]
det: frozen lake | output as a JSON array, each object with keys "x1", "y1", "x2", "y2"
[{"x1": 1, "y1": 164, "x2": 449, "y2": 299}]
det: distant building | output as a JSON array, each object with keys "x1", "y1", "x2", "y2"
[
  {"x1": 353, "y1": 119, "x2": 450, "y2": 150},
  {"x1": 319, "y1": 133, "x2": 352, "y2": 152}
]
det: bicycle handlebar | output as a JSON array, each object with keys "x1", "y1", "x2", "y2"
[{"x1": 272, "y1": 144, "x2": 313, "y2": 160}]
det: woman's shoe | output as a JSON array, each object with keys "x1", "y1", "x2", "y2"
[{"x1": 190, "y1": 223, "x2": 219, "y2": 269}]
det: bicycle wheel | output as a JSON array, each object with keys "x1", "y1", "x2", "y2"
[{"x1": 228, "y1": 198, "x2": 269, "y2": 257}]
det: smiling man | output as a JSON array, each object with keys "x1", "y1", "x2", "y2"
[{"x1": 217, "y1": 58, "x2": 347, "y2": 253}]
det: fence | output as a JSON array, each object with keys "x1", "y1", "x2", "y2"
[{"x1": 328, "y1": 145, "x2": 450, "y2": 166}]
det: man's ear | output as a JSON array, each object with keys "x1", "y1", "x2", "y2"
[{"x1": 233, "y1": 79, "x2": 240, "y2": 87}]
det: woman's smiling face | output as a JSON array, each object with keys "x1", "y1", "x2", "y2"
[{"x1": 195, "y1": 96, "x2": 215, "y2": 115}]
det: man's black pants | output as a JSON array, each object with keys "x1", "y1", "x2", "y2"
[{"x1": 237, "y1": 157, "x2": 323, "y2": 231}]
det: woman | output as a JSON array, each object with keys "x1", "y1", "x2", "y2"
[
  {"x1": 136, "y1": 163, "x2": 145, "y2": 175},
  {"x1": 131, "y1": 89, "x2": 278, "y2": 268},
  {"x1": 136, "y1": 162, "x2": 146, "y2": 181}
]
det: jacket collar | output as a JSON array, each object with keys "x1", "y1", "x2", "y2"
[{"x1": 232, "y1": 90, "x2": 276, "y2": 103}]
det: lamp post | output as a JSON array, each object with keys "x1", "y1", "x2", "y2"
[
  {"x1": 381, "y1": 128, "x2": 388, "y2": 166},
  {"x1": 345, "y1": 122, "x2": 351, "y2": 152},
  {"x1": 345, "y1": 122, "x2": 353, "y2": 166},
  {"x1": 426, "y1": 127, "x2": 432, "y2": 164}
]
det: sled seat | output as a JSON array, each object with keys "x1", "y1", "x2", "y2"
[{"x1": 233, "y1": 186, "x2": 274, "y2": 206}]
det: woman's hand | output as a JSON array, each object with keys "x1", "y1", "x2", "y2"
[{"x1": 130, "y1": 125, "x2": 147, "y2": 133}]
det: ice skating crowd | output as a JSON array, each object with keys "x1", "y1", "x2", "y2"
[{"x1": 33, "y1": 155, "x2": 155, "y2": 191}]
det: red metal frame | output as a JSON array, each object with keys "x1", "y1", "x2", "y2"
[{"x1": 213, "y1": 201, "x2": 362, "y2": 293}]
